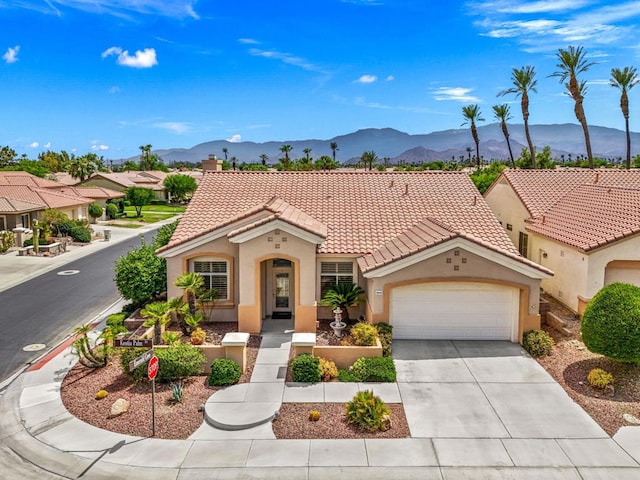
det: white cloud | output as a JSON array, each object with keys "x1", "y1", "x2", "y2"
[
  {"x1": 433, "y1": 87, "x2": 481, "y2": 102},
  {"x1": 44, "y1": 142, "x2": 51, "y2": 148},
  {"x1": 29, "y1": 142, "x2": 39, "y2": 148},
  {"x1": 248, "y1": 48, "x2": 327, "y2": 74},
  {"x1": 226, "y1": 134, "x2": 242, "y2": 143},
  {"x1": 357, "y1": 74, "x2": 377, "y2": 83},
  {"x1": 3, "y1": 45, "x2": 19, "y2": 64},
  {"x1": 108, "y1": 86, "x2": 121, "y2": 94},
  {"x1": 102, "y1": 46, "x2": 158, "y2": 68},
  {"x1": 91, "y1": 144, "x2": 109, "y2": 151},
  {"x1": 238, "y1": 38, "x2": 260, "y2": 44},
  {"x1": 14, "y1": 1, "x2": 199, "y2": 20},
  {"x1": 386, "y1": 75, "x2": 395, "y2": 81},
  {"x1": 154, "y1": 121, "x2": 190, "y2": 134},
  {"x1": 470, "y1": 0, "x2": 590, "y2": 14}
]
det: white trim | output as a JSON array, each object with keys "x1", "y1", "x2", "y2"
[
  {"x1": 363, "y1": 237, "x2": 552, "y2": 280},
  {"x1": 228, "y1": 219, "x2": 325, "y2": 245}
]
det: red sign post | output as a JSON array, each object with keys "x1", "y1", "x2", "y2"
[{"x1": 148, "y1": 355, "x2": 159, "y2": 436}]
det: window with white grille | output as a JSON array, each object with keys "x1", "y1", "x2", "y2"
[
  {"x1": 192, "y1": 260, "x2": 229, "y2": 300},
  {"x1": 320, "y1": 262, "x2": 354, "y2": 296}
]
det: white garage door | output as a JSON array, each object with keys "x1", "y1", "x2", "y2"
[{"x1": 390, "y1": 282, "x2": 519, "y2": 341}]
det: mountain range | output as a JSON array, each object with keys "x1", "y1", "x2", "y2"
[{"x1": 142, "y1": 123, "x2": 639, "y2": 166}]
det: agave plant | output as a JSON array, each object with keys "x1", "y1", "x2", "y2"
[{"x1": 319, "y1": 283, "x2": 365, "y2": 323}]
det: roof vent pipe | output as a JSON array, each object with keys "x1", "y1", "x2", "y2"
[
  {"x1": 389, "y1": 180, "x2": 394, "y2": 188},
  {"x1": 595, "y1": 172, "x2": 599, "y2": 183},
  {"x1": 542, "y1": 215, "x2": 546, "y2": 224},
  {"x1": 472, "y1": 196, "x2": 477, "y2": 206},
  {"x1": 404, "y1": 183, "x2": 409, "y2": 195}
]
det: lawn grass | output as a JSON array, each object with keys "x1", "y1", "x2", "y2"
[
  {"x1": 120, "y1": 212, "x2": 176, "y2": 223},
  {"x1": 124, "y1": 205, "x2": 186, "y2": 214}
]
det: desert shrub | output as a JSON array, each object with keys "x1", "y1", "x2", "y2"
[
  {"x1": 587, "y1": 368, "x2": 614, "y2": 389},
  {"x1": 345, "y1": 390, "x2": 391, "y2": 432},
  {"x1": 170, "y1": 381, "x2": 184, "y2": 403},
  {"x1": 190, "y1": 327, "x2": 206, "y2": 345},
  {"x1": 522, "y1": 329, "x2": 555, "y2": 358},
  {"x1": 208, "y1": 358, "x2": 241, "y2": 386},
  {"x1": 338, "y1": 369, "x2": 360, "y2": 382},
  {"x1": 351, "y1": 356, "x2": 396, "y2": 382},
  {"x1": 291, "y1": 354, "x2": 321, "y2": 383},
  {"x1": 0, "y1": 230, "x2": 14, "y2": 253},
  {"x1": 375, "y1": 322, "x2": 393, "y2": 357},
  {"x1": 88, "y1": 202, "x2": 103, "y2": 219},
  {"x1": 119, "y1": 344, "x2": 204, "y2": 383},
  {"x1": 318, "y1": 357, "x2": 338, "y2": 381},
  {"x1": 105, "y1": 203, "x2": 118, "y2": 219},
  {"x1": 95, "y1": 390, "x2": 109, "y2": 400},
  {"x1": 350, "y1": 322, "x2": 378, "y2": 346},
  {"x1": 308, "y1": 410, "x2": 321, "y2": 421},
  {"x1": 162, "y1": 331, "x2": 182, "y2": 345},
  {"x1": 582, "y1": 283, "x2": 640, "y2": 363},
  {"x1": 70, "y1": 225, "x2": 91, "y2": 243}
]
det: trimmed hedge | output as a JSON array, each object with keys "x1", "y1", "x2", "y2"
[
  {"x1": 522, "y1": 329, "x2": 554, "y2": 358},
  {"x1": 208, "y1": 358, "x2": 241, "y2": 386},
  {"x1": 119, "y1": 343, "x2": 204, "y2": 383},
  {"x1": 351, "y1": 356, "x2": 396, "y2": 382},
  {"x1": 582, "y1": 282, "x2": 640, "y2": 363},
  {"x1": 291, "y1": 354, "x2": 321, "y2": 383}
]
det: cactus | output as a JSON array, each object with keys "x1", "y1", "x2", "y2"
[
  {"x1": 170, "y1": 382, "x2": 184, "y2": 404},
  {"x1": 308, "y1": 410, "x2": 321, "y2": 421},
  {"x1": 95, "y1": 390, "x2": 109, "y2": 400}
]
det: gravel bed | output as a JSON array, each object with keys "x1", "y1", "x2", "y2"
[
  {"x1": 273, "y1": 403, "x2": 410, "y2": 439},
  {"x1": 538, "y1": 294, "x2": 640, "y2": 435}
]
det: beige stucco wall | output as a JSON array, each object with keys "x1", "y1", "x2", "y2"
[
  {"x1": 315, "y1": 256, "x2": 366, "y2": 321},
  {"x1": 484, "y1": 177, "x2": 532, "y2": 256}
]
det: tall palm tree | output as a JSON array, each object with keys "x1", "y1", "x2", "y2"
[
  {"x1": 67, "y1": 156, "x2": 96, "y2": 182},
  {"x1": 492, "y1": 104, "x2": 516, "y2": 167},
  {"x1": 259, "y1": 153, "x2": 268, "y2": 167},
  {"x1": 360, "y1": 151, "x2": 378, "y2": 171},
  {"x1": 499, "y1": 66, "x2": 538, "y2": 167},
  {"x1": 610, "y1": 66, "x2": 639, "y2": 169},
  {"x1": 139, "y1": 144, "x2": 152, "y2": 170},
  {"x1": 230, "y1": 156, "x2": 237, "y2": 171},
  {"x1": 303, "y1": 148, "x2": 312, "y2": 161},
  {"x1": 280, "y1": 144, "x2": 292, "y2": 170},
  {"x1": 141, "y1": 301, "x2": 171, "y2": 346},
  {"x1": 461, "y1": 105, "x2": 484, "y2": 170},
  {"x1": 551, "y1": 46, "x2": 597, "y2": 169},
  {"x1": 330, "y1": 142, "x2": 339, "y2": 164},
  {"x1": 222, "y1": 147, "x2": 228, "y2": 161}
]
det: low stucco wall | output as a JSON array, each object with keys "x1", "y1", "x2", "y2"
[{"x1": 313, "y1": 340, "x2": 383, "y2": 370}]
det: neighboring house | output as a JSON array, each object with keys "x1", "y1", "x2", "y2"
[
  {"x1": 484, "y1": 169, "x2": 640, "y2": 314},
  {"x1": 0, "y1": 196, "x2": 42, "y2": 231},
  {"x1": 157, "y1": 170, "x2": 551, "y2": 342},
  {"x1": 53, "y1": 186, "x2": 125, "y2": 218}
]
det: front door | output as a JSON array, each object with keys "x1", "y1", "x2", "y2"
[{"x1": 273, "y1": 269, "x2": 291, "y2": 313}]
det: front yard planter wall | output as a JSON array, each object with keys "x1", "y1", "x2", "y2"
[{"x1": 313, "y1": 339, "x2": 383, "y2": 370}]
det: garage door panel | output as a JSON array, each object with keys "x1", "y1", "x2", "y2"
[{"x1": 390, "y1": 282, "x2": 518, "y2": 341}]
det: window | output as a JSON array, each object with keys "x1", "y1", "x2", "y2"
[
  {"x1": 192, "y1": 259, "x2": 229, "y2": 300},
  {"x1": 518, "y1": 232, "x2": 529, "y2": 257},
  {"x1": 320, "y1": 262, "x2": 353, "y2": 296},
  {"x1": 0, "y1": 216, "x2": 6, "y2": 231},
  {"x1": 20, "y1": 213, "x2": 30, "y2": 229},
  {"x1": 506, "y1": 223, "x2": 513, "y2": 231}
]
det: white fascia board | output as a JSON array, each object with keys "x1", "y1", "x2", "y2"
[
  {"x1": 157, "y1": 225, "x2": 236, "y2": 258},
  {"x1": 363, "y1": 237, "x2": 552, "y2": 280},
  {"x1": 227, "y1": 219, "x2": 325, "y2": 245}
]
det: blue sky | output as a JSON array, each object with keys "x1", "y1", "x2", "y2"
[{"x1": 2, "y1": 0, "x2": 640, "y2": 159}]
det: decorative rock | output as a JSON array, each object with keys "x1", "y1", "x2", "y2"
[
  {"x1": 110, "y1": 398, "x2": 130, "y2": 417},
  {"x1": 623, "y1": 413, "x2": 640, "y2": 425}
]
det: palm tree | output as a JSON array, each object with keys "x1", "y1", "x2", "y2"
[
  {"x1": 330, "y1": 142, "x2": 339, "y2": 164},
  {"x1": 360, "y1": 151, "x2": 378, "y2": 171},
  {"x1": 499, "y1": 66, "x2": 538, "y2": 167},
  {"x1": 139, "y1": 144, "x2": 152, "y2": 170},
  {"x1": 465, "y1": 147, "x2": 473, "y2": 165},
  {"x1": 259, "y1": 153, "x2": 268, "y2": 167},
  {"x1": 610, "y1": 66, "x2": 639, "y2": 169},
  {"x1": 280, "y1": 144, "x2": 292, "y2": 170},
  {"x1": 141, "y1": 301, "x2": 171, "y2": 346},
  {"x1": 67, "y1": 156, "x2": 96, "y2": 182},
  {"x1": 461, "y1": 105, "x2": 484, "y2": 170},
  {"x1": 222, "y1": 147, "x2": 228, "y2": 161},
  {"x1": 492, "y1": 104, "x2": 516, "y2": 167},
  {"x1": 230, "y1": 156, "x2": 237, "y2": 171},
  {"x1": 175, "y1": 272, "x2": 204, "y2": 318},
  {"x1": 551, "y1": 46, "x2": 597, "y2": 169},
  {"x1": 303, "y1": 148, "x2": 312, "y2": 161},
  {"x1": 319, "y1": 283, "x2": 365, "y2": 323}
]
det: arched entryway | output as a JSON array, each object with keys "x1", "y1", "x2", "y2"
[{"x1": 260, "y1": 257, "x2": 295, "y2": 330}]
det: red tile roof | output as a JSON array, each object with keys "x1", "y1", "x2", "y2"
[
  {"x1": 0, "y1": 197, "x2": 43, "y2": 214},
  {"x1": 0, "y1": 186, "x2": 91, "y2": 210},
  {"x1": 161, "y1": 171, "x2": 543, "y2": 272},
  {"x1": 0, "y1": 171, "x2": 62, "y2": 188},
  {"x1": 492, "y1": 169, "x2": 640, "y2": 251},
  {"x1": 55, "y1": 186, "x2": 125, "y2": 200}
]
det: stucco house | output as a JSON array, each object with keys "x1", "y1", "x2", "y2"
[
  {"x1": 158, "y1": 169, "x2": 551, "y2": 343},
  {"x1": 484, "y1": 169, "x2": 640, "y2": 314}
]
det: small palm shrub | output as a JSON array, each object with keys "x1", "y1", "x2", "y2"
[
  {"x1": 345, "y1": 390, "x2": 391, "y2": 432},
  {"x1": 162, "y1": 331, "x2": 182, "y2": 345},
  {"x1": 291, "y1": 354, "x2": 321, "y2": 383},
  {"x1": 587, "y1": 368, "x2": 614, "y2": 389},
  {"x1": 350, "y1": 322, "x2": 378, "y2": 346},
  {"x1": 375, "y1": 322, "x2": 393, "y2": 357},
  {"x1": 522, "y1": 329, "x2": 554, "y2": 358},
  {"x1": 318, "y1": 357, "x2": 338, "y2": 381},
  {"x1": 351, "y1": 357, "x2": 397, "y2": 382},
  {"x1": 208, "y1": 358, "x2": 242, "y2": 386}
]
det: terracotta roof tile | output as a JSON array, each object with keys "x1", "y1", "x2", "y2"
[
  {"x1": 160, "y1": 172, "x2": 533, "y2": 272},
  {"x1": 0, "y1": 196, "x2": 43, "y2": 213},
  {"x1": 55, "y1": 186, "x2": 125, "y2": 200},
  {"x1": 0, "y1": 171, "x2": 62, "y2": 188},
  {"x1": 527, "y1": 184, "x2": 640, "y2": 251},
  {"x1": 0, "y1": 186, "x2": 91, "y2": 209}
]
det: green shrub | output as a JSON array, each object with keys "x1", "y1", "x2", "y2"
[
  {"x1": 350, "y1": 322, "x2": 378, "y2": 346},
  {"x1": 150, "y1": 199, "x2": 168, "y2": 205},
  {"x1": 291, "y1": 354, "x2": 321, "y2": 383},
  {"x1": 587, "y1": 368, "x2": 614, "y2": 389},
  {"x1": 345, "y1": 390, "x2": 391, "y2": 432},
  {"x1": 208, "y1": 358, "x2": 242, "y2": 386},
  {"x1": 375, "y1": 322, "x2": 393, "y2": 357},
  {"x1": 0, "y1": 230, "x2": 14, "y2": 253},
  {"x1": 88, "y1": 202, "x2": 103, "y2": 219},
  {"x1": 106, "y1": 313, "x2": 126, "y2": 328},
  {"x1": 351, "y1": 356, "x2": 396, "y2": 382},
  {"x1": 106, "y1": 203, "x2": 118, "y2": 219},
  {"x1": 162, "y1": 331, "x2": 182, "y2": 345},
  {"x1": 582, "y1": 283, "x2": 640, "y2": 363},
  {"x1": 119, "y1": 344, "x2": 204, "y2": 383},
  {"x1": 318, "y1": 357, "x2": 338, "y2": 381},
  {"x1": 522, "y1": 329, "x2": 555, "y2": 358},
  {"x1": 338, "y1": 369, "x2": 360, "y2": 382},
  {"x1": 70, "y1": 225, "x2": 92, "y2": 243}
]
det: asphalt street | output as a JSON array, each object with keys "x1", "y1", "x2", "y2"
[{"x1": 0, "y1": 228, "x2": 159, "y2": 382}]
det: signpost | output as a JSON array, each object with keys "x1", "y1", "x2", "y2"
[
  {"x1": 148, "y1": 355, "x2": 159, "y2": 436},
  {"x1": 128, "y1": 349, "x2": 154, "y2": 372},
  {"x1": 114, "y1": 338, "x2": 153, "y2": 349}
]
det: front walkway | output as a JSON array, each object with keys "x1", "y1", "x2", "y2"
[{"x1": 2, "y1": 336, "x2": 640, "y2": 478}]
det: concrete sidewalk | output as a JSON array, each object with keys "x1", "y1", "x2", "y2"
[{"x1": 3, "y1": 338, "x2": 640, "y2": 479}]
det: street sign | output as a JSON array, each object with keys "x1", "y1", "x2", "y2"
[
  {"x1": 128, "y1": 349, "x2": 154, "y2": 372},
  {"x1": 148, "y1": 355, "x2": 159, "y2": 380},
  {"x1": 114, "y1": 338, "x2": 153, "y2": 349}
]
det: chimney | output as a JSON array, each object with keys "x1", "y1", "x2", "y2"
[{"x1": 202, "y1": 154, "x2": 224, "y2": 172}]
